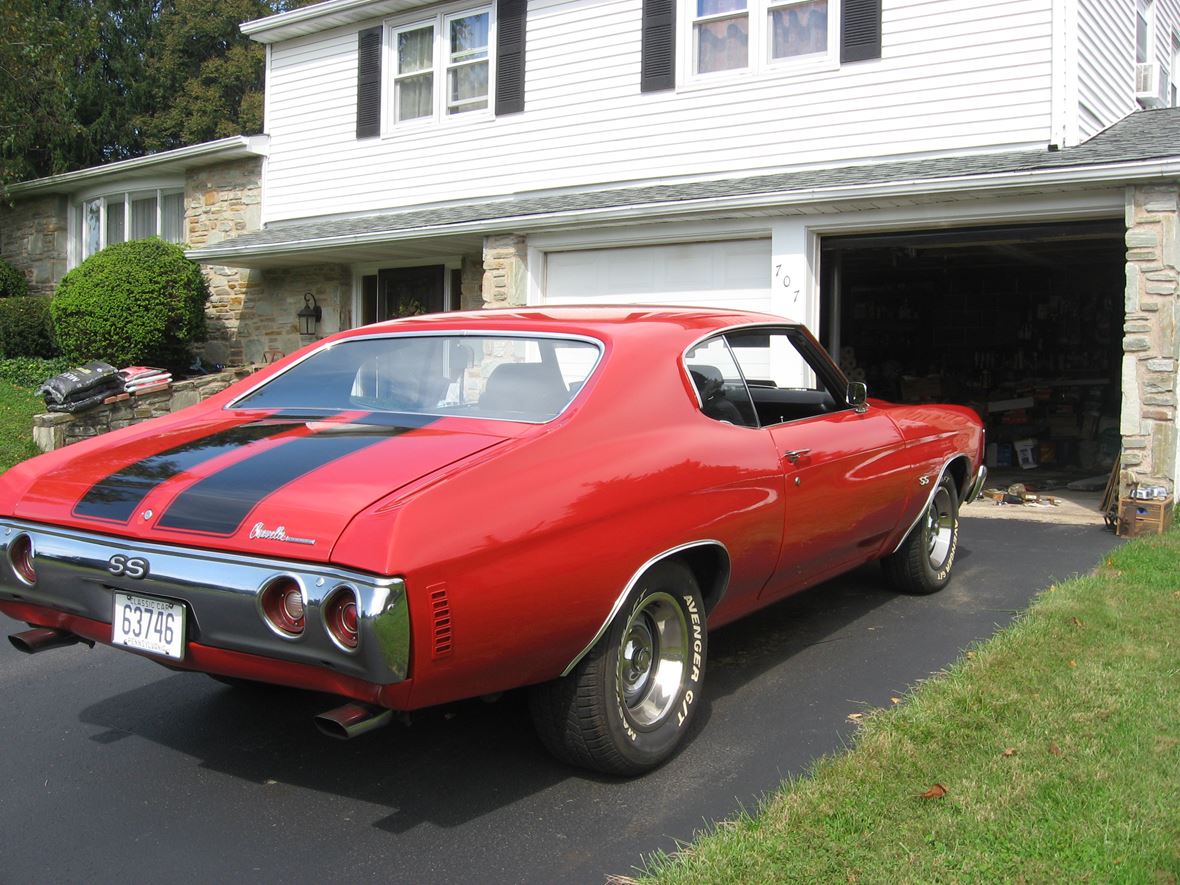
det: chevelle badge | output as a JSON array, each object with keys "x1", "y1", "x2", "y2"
[{"x1": 249, "y1": 522, "x2": 316, "y2": 546}]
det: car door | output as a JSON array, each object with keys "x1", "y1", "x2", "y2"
[{"x1": 722, "y1": 327, "x2": 913, "y2": 600}]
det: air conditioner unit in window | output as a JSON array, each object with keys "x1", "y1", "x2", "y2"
[{"x1": 1136, "y1": 62, "x2": 1165, "y2": 107}]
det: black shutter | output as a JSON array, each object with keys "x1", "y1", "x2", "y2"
[
  {"x1": 641, "y1": 0, "x2": 676, "y2": 92},
  {"x1": 841, "y1": 0, "x2": 881, "y2": 63},
  {"x1": 356, "y1": 26, "x2": 383, "y2": 138},
  {"x1": 496, "y1": 0, "x2": 527, "y2": 115}
]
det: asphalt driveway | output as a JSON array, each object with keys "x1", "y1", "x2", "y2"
[{"x1": 0, "y1": 515, "x2": 1120, "y2": 883}]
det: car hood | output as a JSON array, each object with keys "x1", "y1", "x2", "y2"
[{"x1": 10, "y1": 411, "x2": 509, "y2": 561}]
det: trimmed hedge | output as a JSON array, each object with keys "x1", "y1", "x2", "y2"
[
  {"x1": 0, "y1": 296, "x2": 57, "y2": 358},
  {"x1": 51, "y1": 239, "x2": 208, "y2": 369},
  {"x1": 0, "y1": 258, "x2": 29, "y2": 298}
]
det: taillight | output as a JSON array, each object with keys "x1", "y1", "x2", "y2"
[
  {"x1": 9, "y1": 534, "x2": 36, "y2": 585},
  {"x1": 260, "y1": 576, "x2": 305, "y2": 636},
  {"x1": 323, "y1": 587, "x2": 359, "y2": 651}
]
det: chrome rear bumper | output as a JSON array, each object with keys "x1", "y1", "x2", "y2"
[{"x1": 0, "y1": 520, "x2": 409, "y2": 684}]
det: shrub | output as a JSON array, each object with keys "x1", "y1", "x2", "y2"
[
  {"x1": 0, "y1": 258, "x2": 29, "y2": 298},
  {"x1": 51, "y1": 239, "x2": 208, "y2": 370},
  {"x1": 0, "y1": 356, "x2": 73, "y2": 388},
  {"x1": 0, "y1": 296, "x2": 57, "y2": 358}
]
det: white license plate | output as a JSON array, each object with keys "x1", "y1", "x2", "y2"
[{"x1": 112, "y1": 592, "x2": 186, "y2": 660}]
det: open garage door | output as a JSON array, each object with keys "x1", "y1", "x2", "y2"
[
  {"x1": 821, "y1": 219, "x2": 1125, "y2": 476},
  {"x1": 543, "y1": 239, "x2": 771, "y2": 311}
]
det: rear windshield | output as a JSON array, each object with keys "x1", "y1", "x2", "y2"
[{"x1": 232, "y1": 334, "x2": 602, "y2": 423}]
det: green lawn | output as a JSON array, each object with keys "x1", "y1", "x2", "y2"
[
  {"x1": 642, "y1": 531, "x2": 1180, "y2": 883},
  {"x1": 0, "y1": 377, "x2": 45, "y2": 471}
]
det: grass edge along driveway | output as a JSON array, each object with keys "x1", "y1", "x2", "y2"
[{"x1": 639, "y1": 529, "x2": 1180, "y2": 884}]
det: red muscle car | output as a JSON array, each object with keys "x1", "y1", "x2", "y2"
[{"x1": 0, "y1": 307, "x2": 985, "y2": 774}]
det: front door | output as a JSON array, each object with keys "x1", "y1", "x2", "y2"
[{"x1": 378, "y1": 265, "x2": 445, "y2": 318}]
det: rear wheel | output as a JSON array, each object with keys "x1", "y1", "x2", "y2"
[
  {"x1": 883, "y1": 473, "x2": 959, "y2": 595},
  {"x1": 529, "y1": 560, "x2": 706, "y2": 775}
]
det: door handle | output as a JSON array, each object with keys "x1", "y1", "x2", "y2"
[{"x1": 783, "y1": 448, "x2": 811, "y2": 464}]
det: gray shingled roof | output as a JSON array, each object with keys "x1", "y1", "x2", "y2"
[{"x1": 190, "y1": 108, "x2": 1180, "y2": 258}]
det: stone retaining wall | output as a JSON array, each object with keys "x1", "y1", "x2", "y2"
[{"x1": 32, "y1": 368, "x2": 256, "y2": 452}]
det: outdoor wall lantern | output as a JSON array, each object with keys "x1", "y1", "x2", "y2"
[{"x1": 298, "y1": 292, "x2": 322, "y2": 336}]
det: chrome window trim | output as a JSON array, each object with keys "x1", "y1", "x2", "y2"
[
  {"x1": 560, "y1": 539, "x2": 728, "y2": 678},
  {"x1": 226, "y1": 329, "x2": 605, "y2": 426}
]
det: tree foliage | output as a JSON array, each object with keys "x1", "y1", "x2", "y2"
[{"x1": 1, "y1": 0, "x2": 318, "y2": 189}]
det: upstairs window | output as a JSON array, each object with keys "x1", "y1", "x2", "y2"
[
  {"x1": 687, "y1": 0, "x2": 833, "y2": 79},
  {"x1": 389, "y1": 6, "x2": 493, "y2": 126}
]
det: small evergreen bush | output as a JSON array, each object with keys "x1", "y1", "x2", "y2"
[
  {"x1": 51, "y1": 239, "x2": 208, "y2": 369},
  {"x1": 0, "y1": 296, "x2": 57, "y2": 358},
  {"x1": 0, "y1": 356, "x2": 73, "y2": 388},
  {"x1": 0, "y1": 258, "x2": 29, "y2": 298}
]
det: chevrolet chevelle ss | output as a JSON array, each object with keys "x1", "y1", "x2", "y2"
[{"x1": 0, "y1": 307, "x2": 985, "y2": 774}]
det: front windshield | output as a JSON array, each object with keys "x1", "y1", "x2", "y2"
[{"x1": 233, "y1": 334, "x2": 602, "y2": 423}]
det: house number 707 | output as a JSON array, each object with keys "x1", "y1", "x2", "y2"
[{"x1": 774, "y1": 265, "x2": 801, "y2": 303}]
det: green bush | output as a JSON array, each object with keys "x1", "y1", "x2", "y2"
[
  {"x1": 0, "y1": 296, "x2": 57, "y2": 358},
  {"x1": 0, "y1": 356, "x2": 73, "y2": 388},
  {"x1": 0, "y1": 258, "x2": 29, "y2": 298},
  {"x1": 51, "y1": 238, "x2": 208, "y2": 370}
]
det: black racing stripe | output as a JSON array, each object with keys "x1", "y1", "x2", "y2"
[
  {"x1": 155, "y1": 418, "x2": 436, "y2": 536},
  {"x1": 74, "y1": 420, "x2": 304, "y2": 523}
]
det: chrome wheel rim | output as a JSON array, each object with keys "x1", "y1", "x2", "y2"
[
  {"x1": 617, "y1": 592, "x2": 689, "y2": 728},
  {"x1": 926, "y1": 486, "x2": 955, "y2": 569}
]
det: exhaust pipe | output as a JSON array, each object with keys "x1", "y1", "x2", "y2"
[
  {"x1": 314, "y1": 702, "x2": 393, "y2": 740},
  {"x1": 9, "y1": 627, "x2": 93, "y2": 654}
]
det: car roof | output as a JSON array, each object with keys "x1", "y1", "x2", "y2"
[{"x1": 335, "y1": 305, "x2": 801, "y2": 342}]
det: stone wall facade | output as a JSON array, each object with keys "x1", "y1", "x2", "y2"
[
  {"x1": 0, "y1": 194, "x2": 69, "y2": 295},
  {"x1": 32, "y1": 368, "x2": 255, "y2": 452},
  {"x1": 1121, "y1": 183, "x2": 1180, "y2": 493},
  {"x1": 241, "y1": 264, "x2": 352, "y2": 363},
  {"x1": 482, "y1": 234, "x2": 528, "y2": 307},
  {"x1": 185, "y1": 159, "x2": 265, "y2": 367}
]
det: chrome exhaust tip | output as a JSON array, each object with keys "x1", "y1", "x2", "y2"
[
  {"x1": 9, "y1": 627, "x2": 93, "y2": 654},
  {"x1": 313, "y1": 702, "x2": 393, "y2": 740}
]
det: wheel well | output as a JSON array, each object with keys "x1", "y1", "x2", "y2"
[
  {"x1": 947, "y1": 456, "x2": 971, "y2": 501},
  {"x1": 671, "y1": 543, "x2": 730, "y2": 615}
]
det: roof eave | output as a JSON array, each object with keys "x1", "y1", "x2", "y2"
[
  {"x1": 186, "y1": 158, "x2": 1180, "y2": 266},
  {"x1": 6, "y1": 136, "x2": 270, "y2": 197}
]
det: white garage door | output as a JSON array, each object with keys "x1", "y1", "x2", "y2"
[{"x1": 543, "y1": 239, "x2": 771, "y2": 311}]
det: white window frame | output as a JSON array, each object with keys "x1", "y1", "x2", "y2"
[
  {"x1": 1136, "y1": 0, "x2": 1155, "y2": 66},
  {"x1": 384, "y1": 2, "x2": 496, "y2": 131},
  {"x1": 71, "y1": 186, "x2": 186, "y2": 266},
  {"x1": 679, "y1": 0, "x2": 839, "y2": 86}
]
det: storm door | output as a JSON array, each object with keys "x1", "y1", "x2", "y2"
[{"x1": 360, "y1": 265, "x2": 452, "y2": 326}]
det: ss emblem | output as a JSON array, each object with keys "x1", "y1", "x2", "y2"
[{"x1": 108, "y1": 554, "x2": 149, "y2": 579}]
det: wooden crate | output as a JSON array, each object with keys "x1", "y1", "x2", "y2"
[{"x1": 1117, "y1": 497, "x2": 1174, "y2": 538}]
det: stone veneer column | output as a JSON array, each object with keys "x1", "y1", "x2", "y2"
[
  {"x1": 0, "y1": 194, "x2": 69, "y2": 295},
  {"x1": 1121, "y1": 184, "x2": 1180, "y2": 492},
  {"x1": 482, "y1": 235, "x2": 528, "y2": 307},
  {"x1": 186, "y1": 159, "x2": 264, "y2": 366}
]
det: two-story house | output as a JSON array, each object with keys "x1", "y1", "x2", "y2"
[{"x1": 3, "y1": 0, "x2": 1180, "y2": 491}]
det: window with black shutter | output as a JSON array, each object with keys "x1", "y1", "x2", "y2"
[
  {"x1": 356, "y1": 26, "x2": 383, "y2": 138},
  {"x1": 496, "y1": 0, "x2": 527, "y2": 114},
  {"x1": 841, "y1": 0, "x2": 882, "y2": 63},
  {"x1": 641, "y1": 0, "x2": 676, "y2": 92}
]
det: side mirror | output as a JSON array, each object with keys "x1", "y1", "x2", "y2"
[{"x1": 847, "y1": 381, "x2": 869, "y2": 413}]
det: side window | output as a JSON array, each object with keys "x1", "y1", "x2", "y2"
[
  {"x1": 726, "y1": 328, "x2": 844, "y2": 426},
  {"x1": 685, "y1": 337, "x2": 757, "y2": 426}
]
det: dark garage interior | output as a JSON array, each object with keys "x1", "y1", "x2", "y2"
[{"x1": 821, "y1": 220, "x2": 1126, "y2": 473}]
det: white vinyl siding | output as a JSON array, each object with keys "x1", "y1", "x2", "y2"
[
  {"x1": 1076, "y1": 0, "x2": 1180, "y2": 139},
  {"x1": 262, "y1": 0, "x2": 1056, "y2": 224}
]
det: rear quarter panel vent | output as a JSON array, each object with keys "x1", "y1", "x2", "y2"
[{"x1": 428, "y1": 583, "x2": 453, "y2": 658}]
